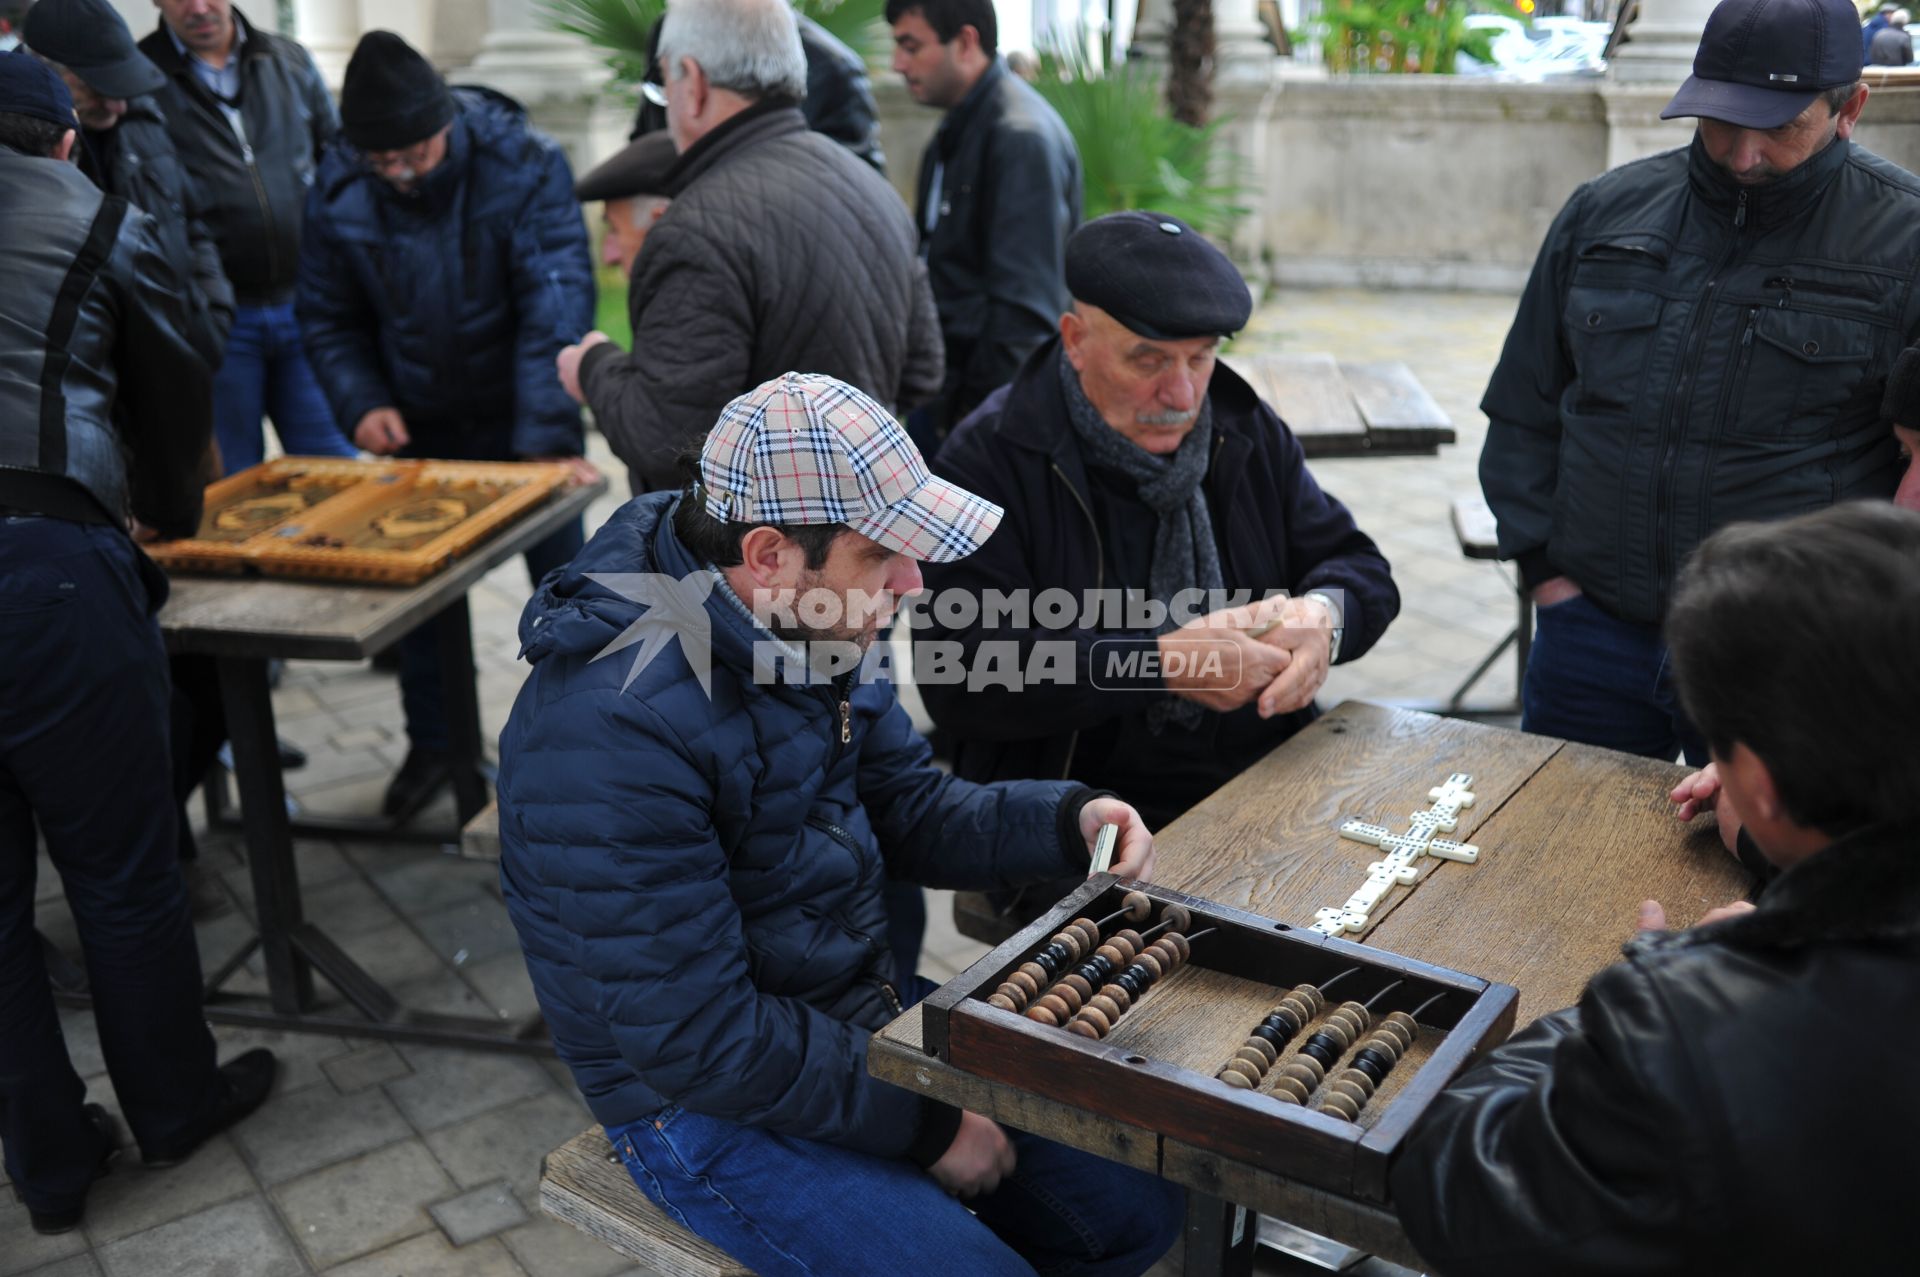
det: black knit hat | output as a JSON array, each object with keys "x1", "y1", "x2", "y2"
[
  {"x1": 339, "y1": 30, "x2": 454, "y2": 152},
  {"x1": 1883, "y1": 346, "x2": 1920, "y2": 428}
]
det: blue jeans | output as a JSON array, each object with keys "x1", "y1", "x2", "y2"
[
  {"x1": 1522, "y1": 593, "x2": 1707, "y2": 765},
  {"x1": 0, "y1": 519, "x2": 221, "y2": 1209},
  {"x1": 605, "y1": 983, "x2": 1182, "y2": 1277},
  {"x1": 212, "y1": 301, "x2": 354, "y2": 474}
]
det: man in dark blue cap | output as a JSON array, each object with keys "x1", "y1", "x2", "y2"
[
  {"x1": 0, "y1": 49, "x2": 275, "y2": 1238},
  {"x1": 922, "y1": 211, "x2": 1399, "y2": 842},
  {"x1": 1477, "y1": 0, "x2": 1920, "y2": 765}
]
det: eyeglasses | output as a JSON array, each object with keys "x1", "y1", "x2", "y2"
[
  {"x1": 363, "y1": 139, "x2": 435, "y2": 174},
  {"x1": 640, "y1": 79, "x2": 668, "y2": 108}
]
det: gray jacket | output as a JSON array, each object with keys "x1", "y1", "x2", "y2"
[
  {"x1": 0, "y1": 149, "x2": 212, "y2": 537},
  {"x1": 580, "y1": 103, "x2": 942, "y2": 493},
  {"x1": 1479, "y1": 135, "x2": 1920, "y2": 625}
]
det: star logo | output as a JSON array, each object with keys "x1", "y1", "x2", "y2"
[{"x1": 584, "y1": 571, "x2": 717, "y2": 697}]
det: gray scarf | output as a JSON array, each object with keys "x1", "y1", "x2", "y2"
[{"x1": 1060, "y1": 359, "x2": 1223, "y2": 731}]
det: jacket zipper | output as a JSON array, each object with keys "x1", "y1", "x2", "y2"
[
  {"x1": 804, "y1": 816, "x2": 903, "y2": 1011},
  {"x1": 1763, "y1": 275, "x2": 1879, "y2": 306},
  {"x1": 1047, "y1": 461, "x2": 1103, "y2": 781}
]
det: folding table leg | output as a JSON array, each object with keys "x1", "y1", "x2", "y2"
[
  {"x1": 1185, "y1": 1191, "x2": 1257, "y2": 1277},
  {"x1": 433, "y1": 595, "x2": 490, "y2": 824}
]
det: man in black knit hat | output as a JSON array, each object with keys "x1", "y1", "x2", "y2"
[{"x1": 296, "y1": 30, "x2": 596, "y2": 819}]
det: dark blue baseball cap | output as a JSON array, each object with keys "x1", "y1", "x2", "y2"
[
  {"x1": 1662, "y1": 0, "x2": 1864, "y2": 129},
  {"x1": 0, "y1": 48, "x2": 76, "y2": 131}
]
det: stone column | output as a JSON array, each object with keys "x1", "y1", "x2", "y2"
[
  {"x1": 294, "y1": 0, "x2": 362, "y2": 88},
  {"x1": 1601, "y1": 0, "x2": 1719, "y2": 168},
  {"x1": 1131, "y1": 0, "x2": 1281, "y2": 82},
  {"x1": 457, "y1": 0, "x2": 619, "y2": 174}
]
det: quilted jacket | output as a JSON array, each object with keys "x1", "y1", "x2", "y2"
[
  {"x1": 496, "y1": 492, "x2": 1088, "y2": 1158},
  {"x1": 579, "y1": 103, "x2": 943, "y2": 493},
  {"x1": 295, "y1": 88, "x2": 594, "y2": 459}
]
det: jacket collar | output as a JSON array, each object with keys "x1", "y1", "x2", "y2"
[
  {"x1": 934, "y1": 57, "x2": 1006, "y2": 157},
  {"x1": 1634, "y1": 824, "x2": 1920, "y2": 955},
  {"x1": 666, "y1": 98, "x2": 805, "y2": 195},
  {"x1": 1684, "y1": 130, "x2": 1853, "y2": 231}
]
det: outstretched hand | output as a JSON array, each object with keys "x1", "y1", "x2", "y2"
[
  {"x1": 1079, "y1": 797, "x2": 1154, "y2": 882},
  {"x1": 1670, "y1": 762, "x2": 1741, "y2": 855}
]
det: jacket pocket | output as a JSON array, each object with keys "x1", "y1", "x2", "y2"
[
  {"x1": 1725, "y1": 307, "x2": 1878, "y2": 442},
  {"x1": 1563, "y1": 286, "x2": 1663, "y2": 416}
]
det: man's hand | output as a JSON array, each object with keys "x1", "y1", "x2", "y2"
[
  {"x1": 1249, "y1": 594, "x2": 1334, "y2": 717},
  {"x1": 1670, "y1": 762, "x2": 1741, "y2": 855},
  {"x1": 1636, "y1": 898, "x2": 1756, "y2": 932},
  {"x1": 927, "y1": 1111, "x2": 1016, "y2": 1200},
  {"x1": 128, "y1": 518, "x2": 160, "y2": 544},
  {"x1": 1159, "y1": 598, "x2": 1294, "y2": 714},
  {"x1": 523, "y1": 454, "x2": 602, "y2": 487},
  {"x1": 556, "y1": 331, "x2": 612, "y2": 404},
  {"x1": 1531, "y1": 575, "x2": 1583, "y2": 608},
  {"x1": 1078, "y1": 796, "x2": 1153, "y2": 882},
  {"x1": 353, "y1": 407, "x2": 410, "y2": 456}
]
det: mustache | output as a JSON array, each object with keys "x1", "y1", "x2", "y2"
[{"x1": 1136, "y1": 410, "x2": 1198, "y2": 426}]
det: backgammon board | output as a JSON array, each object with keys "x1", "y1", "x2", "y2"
[{"x1": 148, "y1": 457, "x2": 576, "y2": 585}]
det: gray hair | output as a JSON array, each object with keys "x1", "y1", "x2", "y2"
[{"x1": 659, "y1": 0, "x2": 807, "y2": 102}]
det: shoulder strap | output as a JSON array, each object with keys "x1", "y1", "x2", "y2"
[{"x1": 38, "y1": 194, "x2": 132, "y2": 473}]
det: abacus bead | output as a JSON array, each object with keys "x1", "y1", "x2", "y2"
[
  {"x1": 1252, "y1": 1023, "x2": 1285, "y2": 1048},
  {"x1": 1282, "y1": 1057, "x2": 1324, "y2": 1086},
  {"x1": 1303, "y1": 1031, "x2": 1346, "y2": 1065},
  {"x1": 1036, "y1": 993, "x2": 1073, "y2": 1021},
  {"x1": 1018, "y1": 962, "x2": 1051, "y2": 987},
  {"x1": 1320, "y1": 1091, "x2": 1361, "y2": 1121},
  {"x1": 1052, "y1": 930, "x2": 1083, "y2": 959},
  {"x1": 1332, "y1": 1002, "x2": 1370, "y2": 1035},
  {"x1": 1087, "y1": 954, "x2": 1114, "y2": 981},
  {"x1": 1101, "y1": 983, "x2": 1132, "y2": 1012},
  {"x1": 1160, "y1": 903, "x2": 1192, "y2": 932},
  {"x1": 1114, "y1": 972, "x2": 1144, "y2": 999},
  {"x1": 1219, "y1": 1068, "x2": 1253, "y2": 1089},
  {"x1": 1076, "y1": 1005, "x2": 1112, "y2": 1035},
  {"x1": 1122, "y1": 890, "x2": 1153, "y2": 921},
  {"x1": 1329, "y1": 1076, "x2": 1372, "y2": 1106},
  {"x1": 1051, "y1": 983, "x2": 1084, "y2": 1014},
  {"x1": 1222, "y1": 1057, "x2": 1263, "y2": 1086},
  {"x1": 1353, "y1": 1047, "x2": 1396, "y2": 1080},
  {"x1": 1072, "y1": 921, "x2": 1101, "y2": 953},
  {"x1": 1027, "y1": 1004, "x2": 1059, "y2": 1026},
  {"x1": 1067, "y1": 1019, "x2": 1102, "y2": 1039},
  {"x1": 1279, "y1": 995, "x2": 1314, "y2": 1024},
  {"x1": 1244, "y1": 1035, "x2": 1279, "y2": 1064},
  {"x1": 1294, "y1": 983, "x2": 1326, "y2": 1014},
  {"x1": 1133, "y1": 951, "x2": 1163, "y2": 980},
  {"x1": 987, "y1": 992, "x2": 1018, "y2": 1012},
  {"x1": 1270, "y1": 1074, "x2": 1310, "y2": 1104},
  {"x1": 1362, "y1": 1030, "x2": 1402, "y2": 1061},
  {"x1": 1384, "y1": 1011, "x2": 1420, "y2": 1043},
  {"x1": 1061, "y1": 974, "x2": 1094, "y2": 1003},
  {"x1": 1038, "y1": 942, "x2": 1069, "y2": 969},
  {"x1": 1009, "y1": 970, "x2": 1039, "y2": 998},
  {"x1": 1234, "y1": 1046, "x2": 1271, "y2": 1073},
  {"x1": 1096, "y1": 944, "x2": 1128, "y2": 969},
  {"x1": 1113, "y1": 928, "x2": 1144, "y2": 955},
  {"x1": 1089, "y1": 993, "x2": 1124, "y2": 1022},
  {"x1": 1165, "y1": 931, "x2": 1191, "y2": 963}
]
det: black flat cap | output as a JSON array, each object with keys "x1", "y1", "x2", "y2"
[
  {"x1": 575, "y1": 129, "x2": 679, "y2": 202},
  {"x1": 340, "y1": 31, "x2": 454, "y2": 152},
  {"x1": 1064, "y1": 211, "x2": 1251, "y2": 341},
  {"x1": 22, "y1": 0, "x2": 166, "y2": 100}
]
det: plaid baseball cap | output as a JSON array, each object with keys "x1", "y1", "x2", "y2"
[{"x1": 699, "y1": 373, "x2": 1003, "y2": 563}]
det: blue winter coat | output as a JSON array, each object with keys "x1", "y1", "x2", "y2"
[
  {"x1": 296, "y1": 88, "x2": 593, "y2": 459},
  {"x1": 497, "y1": 493, "x2": 1089, "y2": 1157}
]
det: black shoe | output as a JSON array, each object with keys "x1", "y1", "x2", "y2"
[
  {"x1": 26, "y1": 1103, "x2": 122, "y2": 1235},
  {"x1": 382, "y1": 748, "x2": 452, "y2": 819},
  {"x1": 277, "y1": 737, "x2": 308, "y2": 770},
  {"x1": 140, "y1": 1048, "x2": 277, "y2": 1169}
]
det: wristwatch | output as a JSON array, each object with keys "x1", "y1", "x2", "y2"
[{"x1": 1304, "y1": 591, "x2": 1344, "y2": 665}]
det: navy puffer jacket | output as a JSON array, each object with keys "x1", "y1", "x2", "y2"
[
  {"x1": 296, "y1": 88, "x2": 593, "y2": 458},
  {"x1": 498, "y1": 493, "x2": 1088, "y2": 1157}
]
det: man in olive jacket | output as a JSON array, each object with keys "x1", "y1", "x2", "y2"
[
  {"x1": 1479, "y1": 0, "x2": 1920, "y2": 762},
  {"x1": 1392, "y1": 501, "x2": 1920, "y2": 1277}
]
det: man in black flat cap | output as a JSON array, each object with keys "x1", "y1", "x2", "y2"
[
  {"x1": 1480, "y1": 0, "x2": 1920, "y2": 765},
  {"x1": 574, "y1": 129, "x2": 677, "y2": 284},
  {"x1": 921, "y1": 212, "x2": 1399, "y2": 845},
  {"x1": 296, "y1": 30, "x2": 596, "y2": 818}
]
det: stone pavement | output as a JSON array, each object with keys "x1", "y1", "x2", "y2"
[{"x1": 6, "y1": 287, "x2": 1517, "y2": 1275}]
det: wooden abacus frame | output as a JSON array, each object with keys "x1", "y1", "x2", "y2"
[{"x1": 917, "y1": 875, "x2": 1517, "y2": 1203}]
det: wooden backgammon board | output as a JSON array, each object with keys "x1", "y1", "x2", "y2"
[
  {"x1": 917, "y1": 875, "x2": 1517, "y2": 1204},
  {"x1": 148, "y1": 457, "x2": 576, "y2": 585}
]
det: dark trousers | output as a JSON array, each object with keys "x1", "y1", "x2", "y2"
[
  {"x1": 0, "y1": 518, "x2": 220, "y2": 1209},
  {"x1": 1522, "y1": 592, "x2": 1708, "y2": 765}
]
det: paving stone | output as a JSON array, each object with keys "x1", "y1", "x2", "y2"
[
  {"x1": 367, "y1": 855, "x2": 502, "y2": 919},
  {"x1": 427, "y1": 1181, "x2": 529, "y2": 1246},
  {"x1": 82, "y1": 1133, "x2": 256, "y2": 1245},
  {"x1": 410, "y1": 898, "x2": 522, "y2": 968},
  {"x1": 322, "y1": 1043, "x2": 414, "y2": 1094},
  {"x1": 389, "y1": 971, "x2": 502, "y2": 1020},
  {"x1": 302, "y1": 874, "x2": 405, "y2": 941},
  {"x1": 321, "y1": 1232, "x2": 525, "y2": 1277},
  {"x1": 97, "y1": 1196, "x2": 304, "y2": 1277},
  {"x1": 499, "y1": 1210, "x2": 639, "y2": 1277},
  {"x1": 274, "y1": 1139, "x2": 453, "y2": 1269},
  {"x1": 16, "y1": 1256, "x2": 102, "y2": 1277},
  {"x1": 386, "y1": 1045, "x2": 553, "y2": 1132},
  {"x1": 453, "y1": 951, "x2": 543, "y2": 1022},
  {"x1": 231, "y1": 1078, "x2": 414, "y2": 1185},
  {"x1": 0, "y1": 1200, "x2": 89, "y2": 1276},
  {"x1": 330, "y1": 726, "x2": 393, "y2": 751},
  {"x1": 325, "y1": 919, "x2": 451, "y2": 991},
  {"x1": 424, "y1": 1091, "x2": 593, "y2": 1201},
  {"x1": 208, "y1": 1025, "x2": 359, "y2": 1097}
]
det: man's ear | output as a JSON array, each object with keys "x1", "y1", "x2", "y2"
[
  {"x1": 736, "y1": 525, "x2": 802, "y2": 590},
  {"x1": 678, "y1": 57, "x2": 709, "y2": 118},
  {"x1": 1726, "y1": 742, "x2": 1784, "y2": 824},
  {"x1": 1059, "y1": 307, "x2": 1087, "y2": 371},
  {"x1": 54, "y1": 129, "x2": 76, "y2": 164},
  {"x1": 1836, "y1": 83, "x2": 1871, "y2": 140}
]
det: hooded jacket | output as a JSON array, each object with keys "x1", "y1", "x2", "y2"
[
  {"x1": 496, "y1": 493, "x2": 1091, "y2": 1159},
  {"x1": 296, "y1": 87, "x2": 594, "y2": 459},
  {"x1": 1391, "y1": 825, "x2": 1920, "y2": 1275},
  {"x1": 1479, "y1": 135, "x2": 1920, "y2": 626}
]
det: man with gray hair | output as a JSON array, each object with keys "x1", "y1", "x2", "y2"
[
  {"x1": 557, "y1": 0, "x2": 943, "y2": 494},
  {"x1": 1870, "y1": 8, "x2": 1913, "y2": 64}
]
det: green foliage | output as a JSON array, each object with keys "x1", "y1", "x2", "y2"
[
  {"x1": 540, "y1": 0, "x2": 889, "y2": 84},
  {"x1": 596, "y1": 266, "x2": 633, "y2": 349},
  {"x1": 1314, "y1": 0, "x2": 1523, "y2": 74},
  {"x1": 1031, "y1": 48, "x2": 1248, "y2": 240}
]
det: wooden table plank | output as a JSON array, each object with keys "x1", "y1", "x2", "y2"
[
  {"x1": 1151, "y1": 702, "x2": 1561, "y2": 941},
  {"x1": 1229, "y1": 353, "x2": 1366, "y2": 449},
  {"x1": 1340, "y1": 361, "x2": 1456, "y2": 454},
  {"x1": 1365, "y1": 742, "x2": 1752, "y2": 1026},
  {"x1": 159, "y1": 477, "x2": 606, "y2": 659}
]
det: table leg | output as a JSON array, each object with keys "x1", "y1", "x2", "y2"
[
  {"x1": 434, "y1": 594, "x2": 490, "y2": 823},
  {"x1": 215, "y1": 655, "x2": 315, "y2": 1014},
  {"x1": 1184, "y1": 1191, "x2": 1256, "y2": 1277}
]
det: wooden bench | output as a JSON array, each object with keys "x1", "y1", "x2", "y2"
[
  {"x1": 541, "y1": 1126, "x2": 755, "y2": 1276},
  {"x1": 1225, "y1": 354, "x2": 1455, "y2": 458},
  {"x1": 460, "y1": 800, "x2": 501, "y2": 861},
  {"x1": 1439, "y1": 495, "x2": 1530, "y2": 719}
]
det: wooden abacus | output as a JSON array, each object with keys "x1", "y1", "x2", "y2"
[{"x1": 917, "y1": 876, "x2": 1517, "y2": 1203}]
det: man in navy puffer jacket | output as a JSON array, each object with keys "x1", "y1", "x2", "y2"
[{"x1": 498, "y1": 373, "x2": 1182, "y2": 1276}]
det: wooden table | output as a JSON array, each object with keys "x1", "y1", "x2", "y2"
[
  {"x1": 154, "y1": 476, "x2": 605, "y2": 1054},
  {"x1": 1226, "y1": 355, "x2": 1455, "y2": 458},
  {"x1": 870, "y1": 701, "x2": 1751, "y2": 1273}
]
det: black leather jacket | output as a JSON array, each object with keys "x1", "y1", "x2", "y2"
[
  {"x1": 914, "y1": 58, "x2": 1080, "y2": 431},
  {"x1": 1480, "y1": 135, "x2": 1920, "y2": 625},
  {"x1": 139, "y1": 8, "x2": 337, "y2": 303},
  {"x1": 0, "y1": 149, "x2": 212, "y2": 537},
  {"x1": 81, "y1": 96, "x2": 234, "y2": 367},
  {"x1": 1391, "y1": 825, "x2": 1920, "y2": 1276}
]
